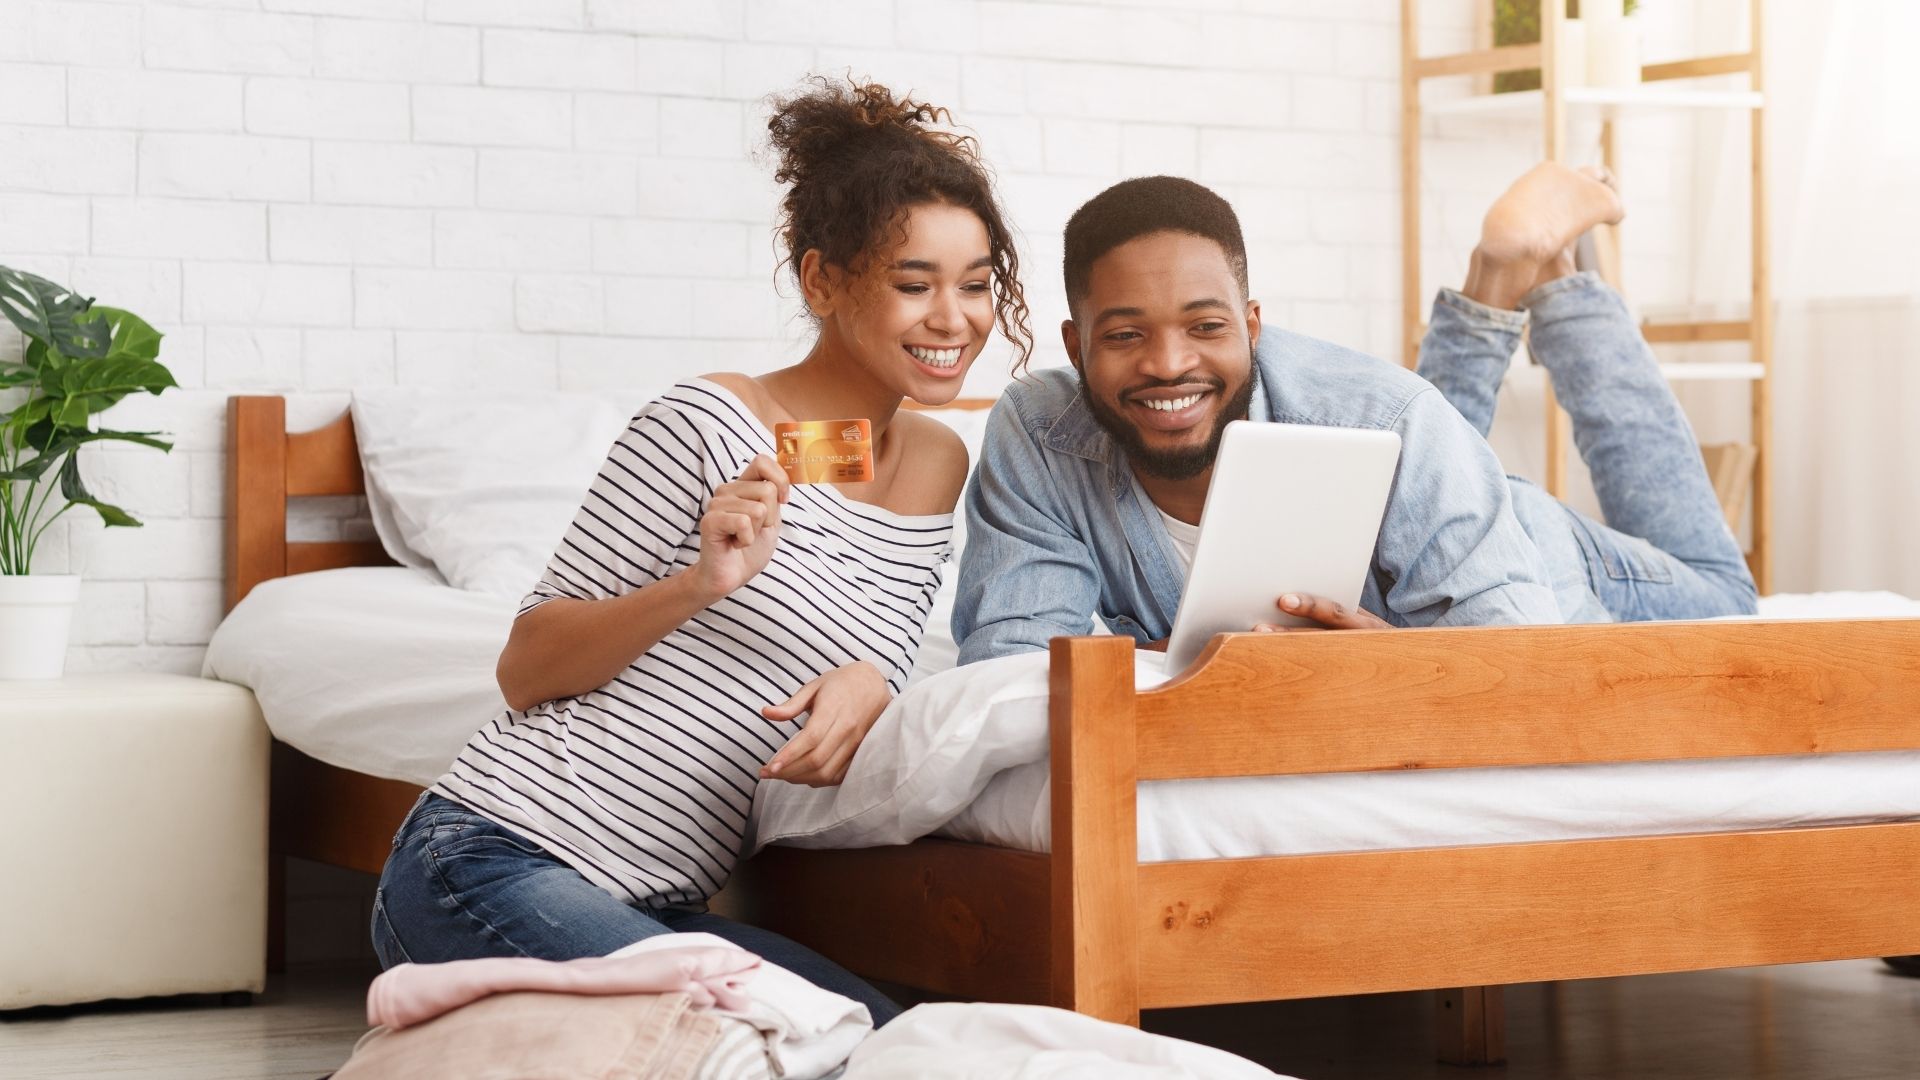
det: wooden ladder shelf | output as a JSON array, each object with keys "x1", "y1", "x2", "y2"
[{"x1": 1399, "y1": 0, "x2": 1773, "y2": 594}]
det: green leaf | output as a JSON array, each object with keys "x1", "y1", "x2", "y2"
[
  {"x1": 54, "y1": 395, "x2": 90, "y2": 428},
  {"x1": 19, "y1": 418, "x2": 53, "y2": 452},
  {"x1": 71, "y1": 497, "x2": 141, "y2": 528},
  {"x1": 28, "y1": 422, "x2": 172, "y2": 455},
  {"x1": 58, "y1": 451, "x2": 89, "y2": 503},
  {"x1": 79, "y1": 306, "x2": 164, "y2": 365},
  {"x1": 41, "y1": 354, "x2": 177, "y2": 419},
  {"x1": 0, "y1": 454, "x2": 57, "y2": 482},
  {"x1": 0, "y1": 266, "x2": 109, "y2": 358},
  {"x1": 0, "y1": 368, "x2": 35, "y2": 388},
  {"x1": 82, "y1": 427, "x2": 172, "y2": 452},
  {"x1": 56, "y1": 457, "x2": 140, "y2": 527},
  {"x1": 0, "y1": 407, "x2": 27, "y2": 451},
  {"x1": 12, "y1": 396, "x2": 52, "y2": 429}
]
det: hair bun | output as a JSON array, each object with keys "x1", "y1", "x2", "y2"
[{"x1": 766, "y1": 78, "x2": 972, "y2": 190}]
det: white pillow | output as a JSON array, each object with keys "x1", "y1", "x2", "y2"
[
  {"x1": 352, "y1": 388, "x2": 657, "y2": 598},
  {"x1": 204, "y1": 566, "x2": 513, "y2": 785}
]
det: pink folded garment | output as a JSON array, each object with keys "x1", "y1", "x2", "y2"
[{"x1": 367, "y1": 946, "x2": 761, "y2": 1030}]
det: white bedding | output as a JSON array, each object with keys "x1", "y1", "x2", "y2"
[
  {"x1": 205, "y1": 569, "x2": 1920, "y2": 858},
  {"x1": 205, "y1": 567, "x2": 511, "y2": 784}
]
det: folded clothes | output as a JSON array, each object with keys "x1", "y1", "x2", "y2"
[
  {"x1": 358, "y1": 935, "x2": 868, "y2": 1078},
  {"x1": 366, "y1": 946, "x2": 760, "y2": 1030},
  {"x1": 614, "y1": 933, "x2": 873, "y2": 1080},
  {"x1": 337, "y1": 990, "x2": 723, "y2": 1080}
]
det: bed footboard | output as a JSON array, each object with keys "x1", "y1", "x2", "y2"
[{"x1": 1049, "y1": 619, "x2": 1920, "y2": 1025}]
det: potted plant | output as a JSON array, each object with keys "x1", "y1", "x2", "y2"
[
  {"x1": 0, "y1": 266, "x2": 176, "y2": 679},
  {"x1": 1493, "y1": 0, "x2": 1640, "y2": 93}
]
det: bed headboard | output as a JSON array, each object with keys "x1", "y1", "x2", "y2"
[
  {"x1": 224, "y1": 393, "x2": 999, "y2": 613},
  {"x1": 226, "y1": 397, "x2": 393, "y2": 612}
]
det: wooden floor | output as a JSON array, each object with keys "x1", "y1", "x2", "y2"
[
  {"x1": 0, "y1": 966, "x2": 371, "y2": 1080},
  {"x1": 1147, "y1": 961, "x2": 1920, "y2": 1080},
  {"x1": 1, "y1": 960, "x2": 1915, "y2": 1078}
]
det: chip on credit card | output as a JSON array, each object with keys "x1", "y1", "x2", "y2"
[{"x1": 773, "y1": 419, "x2": 874, "y2": 484}]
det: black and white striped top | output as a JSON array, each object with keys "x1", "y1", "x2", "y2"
[{"x1": 433, "y1": 379, "x2": 952, "y2": 908}]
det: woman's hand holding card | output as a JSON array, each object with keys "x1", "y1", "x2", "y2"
[
  {"x1": 691, "y1": 454, "x2": 790, "y2": 600},
  {"x1": 759, "y1": 660, "x2": 892, "y2": 787}
]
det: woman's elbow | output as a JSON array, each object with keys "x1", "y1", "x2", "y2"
[{"x1": 496, "y1": 644, "x2": 541, "y2": 713}]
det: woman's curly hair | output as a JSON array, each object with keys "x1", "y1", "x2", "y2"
[{"x1": 766, "y1": 77, "x2": 1033, "y2": 370}]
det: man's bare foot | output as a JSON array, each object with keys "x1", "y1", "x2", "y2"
[{"x1": 1461, "y1": 162, "x2": 1624, "y2": 311}]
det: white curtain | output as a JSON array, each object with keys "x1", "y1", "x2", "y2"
[{"x1": 1687, "y1": 1, "x2": 1920, "y2": 595}]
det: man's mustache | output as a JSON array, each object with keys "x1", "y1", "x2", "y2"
[{"x1": 1119, "y1": 375, "x2": 1226, "y2": 398}]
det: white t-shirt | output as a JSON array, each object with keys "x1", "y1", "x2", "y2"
[{"x1": 1155, "y1": 506, "x2": 1200, "y2": 574}]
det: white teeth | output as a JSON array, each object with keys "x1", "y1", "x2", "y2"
[
  {"x1": 1143, "y1": 393, "x2": 1203, "y2": 412},
  {"x1": 908, "y1": 346, "x2": 962, "y2": 368}
]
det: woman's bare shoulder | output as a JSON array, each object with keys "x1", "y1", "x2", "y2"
[
  {"x1": 889, "y1": 411, "x2": 971, "y2": 509},
  {"x1": 699, "y1": 371, "x2": 761, "y2": 403},
  {"x1": 698, "y1": 372, "x2": 786, "y2": 428}
]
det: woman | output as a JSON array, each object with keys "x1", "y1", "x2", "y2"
[{"x1": 370, "y1": 78, "x2": 1032, "y2": 1023}]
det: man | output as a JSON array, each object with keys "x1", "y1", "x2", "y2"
[{"x1": 953, "y1": 164, "x2": 1757, "y2": 662}]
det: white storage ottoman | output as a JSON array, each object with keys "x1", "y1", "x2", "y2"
[{"x1": 1, "y1": 675, "x2": 269, "y2": 1009}]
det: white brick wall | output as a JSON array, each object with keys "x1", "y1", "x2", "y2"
[{"x1": 0, "y1": 0, "x2": 1700, "y2": 677}]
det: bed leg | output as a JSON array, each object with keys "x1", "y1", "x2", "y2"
[
  {"x1": 1435, "y1": 985, "x2": 1506, "y2": 1066},
  {"x1": 267, "y1": 850, "x2": 286, "y2": 974}
]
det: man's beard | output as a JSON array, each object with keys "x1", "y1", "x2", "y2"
[{"x1": 1079, "y1": 359, "x2": 1256, "y2": 481}]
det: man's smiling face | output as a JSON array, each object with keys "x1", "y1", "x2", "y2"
[{"x1": 1063, "y1": 229, "x2": 1259, "y2": 481}]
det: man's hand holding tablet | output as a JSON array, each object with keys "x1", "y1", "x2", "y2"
[
  {"x1": 1254, "y1": 592, "x2": 1393, "y2": 632},
  {"x1": 1161, "y1": 421, "x2": 1402, "y2": 669}
]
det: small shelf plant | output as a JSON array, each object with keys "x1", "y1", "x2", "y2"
[
  {"x1": 1494, "y1": 0, "x2": 1640, "y2": 93},
  {"x1": 0, "y1": 265, "x2": 176, "y2": 676}
]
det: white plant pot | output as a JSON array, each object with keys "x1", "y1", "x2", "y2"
[{"x1": 0, "y1": 574, "x2": 81, "y2": 680}]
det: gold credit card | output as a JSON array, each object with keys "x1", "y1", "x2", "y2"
[{"x1": 773, "y1": 419, "x2": 874, "y2": 484}]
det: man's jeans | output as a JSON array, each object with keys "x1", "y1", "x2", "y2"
[
  {"x1": 372, "y1": 792, "x2": 902, "y2": 1025},
  {"x1": 1419, "y1": 272, "x2": 1757, "y2": 622}
]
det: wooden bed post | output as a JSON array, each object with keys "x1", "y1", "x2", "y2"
[
  {"x1": 226, "y1": 396, "x2": 287, "y2": 612},
  {"x1": 226, "y1": 396, "x2": 289, "y2": 971},
  {"x1": 1048, "y1": 635, "x2": 1142, "y2": 1025}
]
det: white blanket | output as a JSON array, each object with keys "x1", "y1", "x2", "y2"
[
  {"x1": 844, "y1": 1003, "x2": 1288, "y2": 1079},
  {"x1": 752, "y1": 653, "x2": 1168, "y2": 853}
]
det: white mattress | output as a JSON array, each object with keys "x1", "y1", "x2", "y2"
[
  {"x1": 205, "y1": 568, "x2": 1920, "y2": 857},
  {"x1": 943, "y1": 731, "x2": 1920, "y2": 860}
]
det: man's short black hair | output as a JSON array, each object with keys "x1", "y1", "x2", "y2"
[{"x1": 1062, "y1": 175, "x2": 1250, "y2": 317}]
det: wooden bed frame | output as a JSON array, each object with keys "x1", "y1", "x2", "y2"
[{"x1": 227, "y1": 394, "x2": 1920, "y2": 1066}]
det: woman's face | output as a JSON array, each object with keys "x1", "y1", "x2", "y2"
[{"x1": 817, "y1": 201, "x2": 996, "y2": 406}]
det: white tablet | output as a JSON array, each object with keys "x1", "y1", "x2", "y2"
[{"x1": 1163, "y1": 421, "x2": 1402, "y2": 671}]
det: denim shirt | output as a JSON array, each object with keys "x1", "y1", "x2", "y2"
[{"x1": 952, "y1": 327, "x2": 1563, "y2": 664}]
